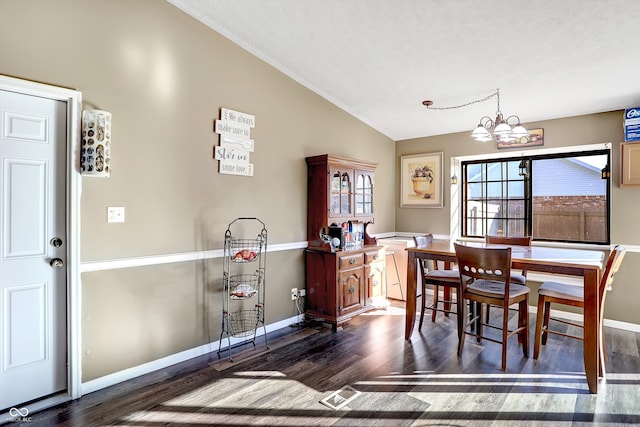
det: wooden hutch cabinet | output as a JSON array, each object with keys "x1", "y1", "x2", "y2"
[{"x1": 304, "y1": 154, "x2": 386, "y2": 330}]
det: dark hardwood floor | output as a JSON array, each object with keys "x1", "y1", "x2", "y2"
[{"x1": 7, "y1": 300, "x2": 640, "y2": 426}]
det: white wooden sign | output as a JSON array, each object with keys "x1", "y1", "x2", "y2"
[
  {"x1": 221, "y1": 108, "x2": 255, "y2": 128},
  {"x1": 220, "y1": 134, "x2": 254, "y2": 152},
  {"x1": 214, "y1": 146, "x2": 250, "y2": 163},
  {"x1": 214, "y1": 108, "x2": 256, "y2": 177},
  {"x1": 215, "y1": 119, "x2": 251, "y2": 138},
  {"x1": 219, "y1": 161, "x2": 254, "y2": 176}
]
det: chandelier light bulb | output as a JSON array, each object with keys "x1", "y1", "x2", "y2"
[
  {"x1": 471, "y1": 124, "x2": 492, "y2": 140},
  {"x1": 493, "y1": 120, "x2": 512, "y2": 136},
  {"x1": 511, "y1": 123, "x2": 528, "y2": 138}
]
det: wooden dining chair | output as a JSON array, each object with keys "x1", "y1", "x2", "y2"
[
  {"x1": 454, "y1": 243, "x2": 530, "y2": 371},
  {"x1": 484, "y1": 235, "x2": 531, "y2": 323},
  {"x1": 413, "y1": 234, "x2": 460, "y2": 330},
  {"x1": 534, "y1": 245, "x2": 626, "y2": 372}
]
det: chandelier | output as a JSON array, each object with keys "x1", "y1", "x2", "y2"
[{"x1": 423, "y1": 88, "x2": 527, "y2": 143}]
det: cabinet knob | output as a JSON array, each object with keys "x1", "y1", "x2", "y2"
[
  {"x1": 349, "y1": 258, "x2": 356, "y2": 265},
  {"x1": 349, "y1": 285, "x2": 356, "y2": 294}
]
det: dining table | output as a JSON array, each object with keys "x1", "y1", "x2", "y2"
[{"x1": 405, "y1": 239, "x2": 606, "y2": 393}]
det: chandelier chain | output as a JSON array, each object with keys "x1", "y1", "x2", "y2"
[
  {"x1": 425, "y1": 89, "x2": 500, "y2": 112},
  {"x1": 422, "y1": 87, "x2": 526, "y2": 144}
]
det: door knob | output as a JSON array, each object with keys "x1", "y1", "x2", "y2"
[{"x1": 50, "y1": 258, "x2": 64, "y2": 268}]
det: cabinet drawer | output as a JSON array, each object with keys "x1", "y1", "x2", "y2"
[
  {"x1": 365, "y1": 250, "x2": 382, "y2": 264},
  {"x1": 339, "y1": 253, "x2": 364, "y2": 269}
]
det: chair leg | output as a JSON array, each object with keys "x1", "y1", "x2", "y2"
[
  {"x1": 542, "y1": 301, "x2": 551, "y2": 345},
  {"x1": 519, "y1": 299, "x2": 529, "y2": 358},
  {"x1": 599, "y1": 317, "x2": 607, "y2": 377},
  {"x1": 513, "y1": 301, "x2": 524, "y2": 344},
  {"x1": 475, "y1": 302, "x2": 483, "y2": 343},
  {"x1": 600, "y1": 315, "x2": 608, "y2": 363},
  {"x1": 534, "y1": 295, "x2": 545, "y2": 359},
  {"x1": 501, "y1": 304, "x2": 509, "y2": 370},
  {"x1": 418, "y1": 283, "x2": 427, "y2": 331},
  {"x1": 431, "y1": 285, "x2": 439, "y2": 322},
  {"x1": 443, "y1": 287, "x2": 451, "y2": 317},
  {"x1": 468, "y1": 300, "x2": 475, "y2": 332},
  {"x1": 485, "y1": 304, "x2": 491, "y2": 323},
  {"x1": 457, "y1": 294, "x2": 467, "y2": 358}
]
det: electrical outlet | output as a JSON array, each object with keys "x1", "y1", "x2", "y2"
[
  {"x1": 291, "y1": 287, "x2": 298, "y2": 300},
  {"x1": 299, "y1": 289, "x2": 306, "y2": 297}
]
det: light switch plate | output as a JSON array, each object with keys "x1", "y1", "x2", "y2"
[{"x1": 107, "y1": 206, "x2": 125, "y2": 223}]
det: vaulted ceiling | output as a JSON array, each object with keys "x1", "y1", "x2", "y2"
[{"x1": 169, "y1": 0, "x2": 640, "y2": 141}]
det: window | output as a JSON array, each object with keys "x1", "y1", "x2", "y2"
[
  {"x1": 355, "y1": 173, "x2": 373, "y2": 214},
  {"x1": 461, "y1": 149, "x2": 610, "y2": 244}
]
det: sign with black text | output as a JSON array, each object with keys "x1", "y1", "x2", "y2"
[{"x1": 214, "y1": 108, "x2": 256, "y2": 176}]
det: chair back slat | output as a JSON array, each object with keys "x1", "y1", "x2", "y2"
[
  {"x1": 485, "y1": 235, "x2": 532, "y2": 247},
  {"x1": 485, "y1": 235, "x2": 531, "y2": 277},
  {"x1": 413, "y1": 234, "x2": 435, "y2": 273},
  {"x1": 413, "y1": 234, "x2": 434, "y2": 248},
  {"x1": 600, "y1": 245, "x2": 626, "y2": 299}
]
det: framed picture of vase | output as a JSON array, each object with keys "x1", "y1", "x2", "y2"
[{"x1": 400, "y1": 152, "x2": 444, "y2": 208}]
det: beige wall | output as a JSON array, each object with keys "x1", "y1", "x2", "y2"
[
  {"x1": 396, "y1": 112, "x2": 640, "y2": 324},
  {"x1": 2, "y1": 0, "x2": 637, "y2": 383},
  {"x1": 1, "y1": 0, "x2": 394, "y2": 380}
]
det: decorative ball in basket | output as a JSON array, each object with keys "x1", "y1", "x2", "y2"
[{"x1": 230, "y1": 238, "x2": 261, "y2": 262}]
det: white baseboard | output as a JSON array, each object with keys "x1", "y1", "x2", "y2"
[
  {"x1": 527, "y1": 304, "x2": 640, "y2": 334},
  {"x1": 81, "y1": 314, "x2": 304, "y2": 396}
]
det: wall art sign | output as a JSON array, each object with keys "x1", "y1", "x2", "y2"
[
  {"x1": 219, "y1": 162, "x2": 254, "y2": 176},
  {"x1": 221, "y1": 108, "x2": 255, "y2": 128},
  {"x1": 400, "y1": 152, "x2": 444, "y2": 208},
  {"x1": 219, "y1": 134, "x2": 254, "y2": 152},
  {"x1": 214, "y1": 108, "x2": 255, "y2": 176},
  {"x1": 214, "y1": 119, "x2": 251, "y2": 138},
  {"x1": 214, "y1": 146, "x2": 250, "y2": 163}
]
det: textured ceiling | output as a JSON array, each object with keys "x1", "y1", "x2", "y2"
[{"x1": 168, "y1": 0, "x2": 640, "y2": 141}]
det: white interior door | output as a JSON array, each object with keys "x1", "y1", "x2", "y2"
[{"x1": 0, "y1": 89, "x2": 67, "y2": 410}]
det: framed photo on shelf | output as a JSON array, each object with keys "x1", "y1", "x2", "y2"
[
  {"x1": 400, "y1": 152, "x2": 443, "y2": 208},
  {"x1": 497, "y1": 128, "x2": 544, "y2": 149}
]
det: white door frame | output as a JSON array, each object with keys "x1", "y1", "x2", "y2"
[{"x1": 0, "y1": 75, "x2": 82, "y2": 401}]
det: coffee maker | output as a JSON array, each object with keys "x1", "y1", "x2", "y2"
[{"x1": 319, "y1": 223, "x2": 344, "y2": 251}]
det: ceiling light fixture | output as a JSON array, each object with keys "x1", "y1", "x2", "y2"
[{"x1": 423, "y1": 88, "x2": 527, "y2": 144}]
